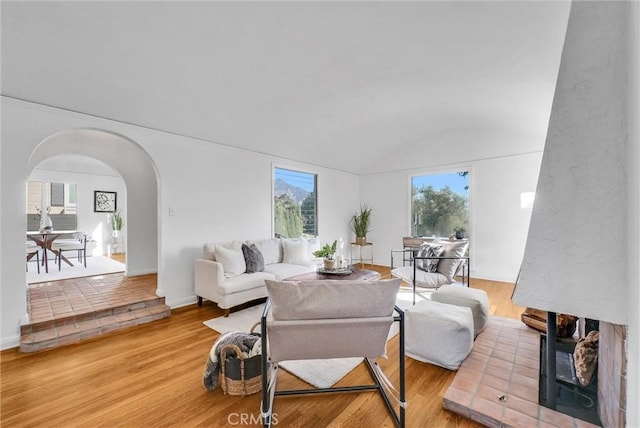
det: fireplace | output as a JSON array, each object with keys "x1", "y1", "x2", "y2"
[
  {"x1": 539, "y1": 314, "x2": 600, "y2": 425},
  {"x1": 511, "y1": 2, "x2": 632, "y2": 427},
  {"x1": 535, "y1": 313, "x2": 627, "y2": 427}
]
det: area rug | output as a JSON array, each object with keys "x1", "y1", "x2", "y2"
[
  {"x1": 203, "y1": 289, "x2": 416, "y2": 389},
  {"x1": 27, "y1": 256, "x2": 126, "y2": 284}
]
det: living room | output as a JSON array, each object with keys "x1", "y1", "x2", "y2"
[{"x1": 1, "y1": 1, "x2": 639, "y2": 427}]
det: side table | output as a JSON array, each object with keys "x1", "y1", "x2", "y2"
[{"x1": 350, "y1": 242, "x2": 373, "y2": 267}]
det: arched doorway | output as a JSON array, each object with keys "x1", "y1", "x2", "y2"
[
  {"x1": 26, "y1": 154, "x2": 128, "y2": 280},
  {"x1": 27, "y1": 128, "x2": 159, "y2": 281},
  {"x1": 18, "y1": 129, "x2": 165, "y2": 351}
]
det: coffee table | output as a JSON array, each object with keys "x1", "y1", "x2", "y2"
[{"x1": 285, "y1": 267, "x2": 381, "y2": 281}]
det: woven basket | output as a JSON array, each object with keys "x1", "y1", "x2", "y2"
[{"x1": 219, "y1": 323, "x2": 262, "y2": 396}]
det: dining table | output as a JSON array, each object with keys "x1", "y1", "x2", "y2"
[{"x1": 27, "y1": 230, "x2": 78, "y2": 273}]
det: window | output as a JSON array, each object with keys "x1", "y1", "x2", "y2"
[
  {"x1": 26, "y1": 181, "x2": 78, "y2": 231},
  {"x1": 274, "y1": 167, "x2": 317, "y2": 238},
  {"x1": 411, "y1": 171, "x2": 469, "y2": 238}
]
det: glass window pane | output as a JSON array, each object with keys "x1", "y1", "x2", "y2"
[
  {"x1": 50, "y1": 182, "x2": 65, "y2": 207},
  {"x1": 411, "y1": 171, "x2": 469, "y2": 238},
  {"x1": 274, "y1": 167, "x2": 317, "y2": 238}
]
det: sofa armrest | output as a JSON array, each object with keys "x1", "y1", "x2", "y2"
[{"x1": 195, "y1": 258, "x2": 225, "y2": 303}]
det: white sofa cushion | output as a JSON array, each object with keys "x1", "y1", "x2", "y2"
[
  {"x1": 306, "y1": 236, "x2": 321, "y2": 259},
  {"x1": 262, "y1": 263, "x2": 311, "y2": 280},
  {"x1": 203, "y1": 241, "x2": 241, "y2": 261},
  {"x1": 391, "y1": 266, "x2": 451, "y2": 288},
  {"x1": 218, "y1": 271, "x2": 275, "y2": 295},
  {"x1": 265, "y1": 278, "x2": 401, "y2": 320},
  {"x1": 281, "y1": 238, "x2": 309, "y2": 264},
  {"x1": 215, "y1": 245, "x2": 246, "y2": 277},
  {"x1": 247, "y1": 238, "x2": 282, "y2": 265}
]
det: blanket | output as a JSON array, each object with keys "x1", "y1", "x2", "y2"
[{"x1": 203, "y1": 331, "x2": 261, "y2": 391}]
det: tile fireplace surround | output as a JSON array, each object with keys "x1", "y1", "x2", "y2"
[{"x1": 443, "y1": 317, "x2": 599, "y2": 428}]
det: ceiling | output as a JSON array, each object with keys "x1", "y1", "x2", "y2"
[{"x1": 1, "y1": 1, "x2": 571, "y2": 175}]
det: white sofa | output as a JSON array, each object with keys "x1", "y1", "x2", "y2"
[{"x1": 195, "y1": 237, "x2": 322, "y2": 315}]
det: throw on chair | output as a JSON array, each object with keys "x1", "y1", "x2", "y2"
[{"x1": 260, "y1": 278, "x2": 406, "y2": 428}]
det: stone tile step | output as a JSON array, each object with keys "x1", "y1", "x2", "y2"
[
  {"x1": 22, "y1": 296, "x2": 166, "y2": 335},
  {"x1": 19, "y1": 304, "x2": 171, "y2": 353}
]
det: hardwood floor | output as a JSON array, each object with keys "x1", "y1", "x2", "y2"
[{"x1": 1, "y1": 266, "x2": 525, "y2": 428}]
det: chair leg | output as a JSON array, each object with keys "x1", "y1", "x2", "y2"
[
  {"x1": 26, "y1": 251, "x2": 40, "y2": 273},
  {"x1": 83, "y1": 249, "x2": 87, "y2": 267},
  {"x1": 58, "y1": 250, "x2": 63, "y2": 271}
]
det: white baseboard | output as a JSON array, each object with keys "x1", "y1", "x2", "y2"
[
  {"x1": 1, "y1": 335, "x2": 20, "y2": 351},
  {"x1": 126, "y1": 268, "x2": 157, "y2": 276},
  {"x1": 166, "y1": 295, "x2": 198, "y2": 309}
]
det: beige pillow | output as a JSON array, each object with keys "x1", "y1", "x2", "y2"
[
  {"x1": 266, "y1": 279, "x2": 401, "y2": 320},
  {"x1": 435, "y1": 240, "x2": 469, "y2": 282},
  {"x1": 204, "y1": 241, "x2": 241, "y2": 261},
  {"x1": 214, "y1": 245, "x2": 246, "y2": 276},
  {"x1": 247, "y1": 238, "x2": 282, "y2": 265},
  {"x1": 281, "y1": 238, "x2": 309, "y2": 264}
]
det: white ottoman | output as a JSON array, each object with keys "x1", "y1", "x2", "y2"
[
  {"x1": 405, "y1": 300, "x2": 474, "y2": 370},
  {"x1": 431, "y1": 284, "x2": 490, "y2": 336}
]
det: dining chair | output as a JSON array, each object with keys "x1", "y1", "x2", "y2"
[
  {"x1": 52, "y1": 232, "x2": 87, "y2": 270},
  {"x1": 26, "y1": 241, "x2": 40, "y2": 274}
]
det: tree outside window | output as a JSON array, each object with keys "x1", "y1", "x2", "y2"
[
  {"x1": 411, "y1": 171, "x2": 469, "y2": 238},
  {"x1": 273, "y1": 167, "x2": 317, "y2": 238}
]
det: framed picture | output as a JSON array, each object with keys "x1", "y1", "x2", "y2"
[{"x1": 94, "y1": 191, "x2": 117, "y2": 213}]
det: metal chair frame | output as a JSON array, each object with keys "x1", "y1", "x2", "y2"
[
  {"x1": 54, "y1": 233, "x2": 87, "y2": 271},
  {"x1": 260, "y1": 300, "x2": 406, "y2": 428},
  {"x1": 391, "y1": 249, "x2": 470, "y2": 304}
]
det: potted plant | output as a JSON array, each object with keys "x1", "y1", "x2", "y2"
[
  {"x1": 454, "y1": 226, "x2": 466, "y2": 240},
  {"x1": 313, "y1": 240, "x2": 338, "y2": 269},
  {"x1": 111, "y1": 210, "x2": 124, "y2": 237},
  {"x1": 350, "y1": 204, "x2": 373, "y2": 245}
]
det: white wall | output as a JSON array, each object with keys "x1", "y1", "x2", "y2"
[
  {"x1": 626, "y1": 1, "x2": 639, "y2": 426},
  {"x1": 29, "y1": 160, "x2": 127, "y2": 256},
  {"x1": 148, "y1": 134, "x2": 358, "y2": 307},
  {"x1": 360, "y1": 151, "x2": 542, "y2": 282},
  {"x1": 0, "y1": 97, "x2": 359, "y2": 348},
  {"x1": 514, "y1": 1, "x2": 629, "y2": 325}
]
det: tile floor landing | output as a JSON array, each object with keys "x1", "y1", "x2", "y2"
[
  {"x1": 443, "y1": 317, "x2": 599, "y2": 428},
  {"x1": 21, "y1": 273, "x2": 170, "y2": 352}
]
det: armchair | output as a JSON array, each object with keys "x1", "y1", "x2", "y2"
[
  {"x1": 391, "y1": 239, "x2": 469, "y2": 304},
  {"x1": 260, "y1": 278, "x2": 405, "y2": 428}
]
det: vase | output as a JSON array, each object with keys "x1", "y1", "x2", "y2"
[
  {"x1": 39, "y1": 214, "x2": 53, "y2": 232},
  {"x1": 355, "y1": 236, "x2": 367, "y2": 246},
  {"x1": 323, "y1": 259, "x2": 337, "y2": 270}
]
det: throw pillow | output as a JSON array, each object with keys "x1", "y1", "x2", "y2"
[
  {"x1": 306, "y1": 236, "x2": 321, "y2": 259},
  {"x1": 214, "y1": 245, "x2": 246, "y2": 277},
  {"x1": 435, "y1": 240, "x2": 469, "y2": 282},
  {"x1": 242, "y1": 243, "x2": 265, "y2": 273},
  {"x1": 281, "y1": 238, "x2": 309, "y2": 264},
  {"x1": 415, "y1": 243, "x2": 445, "y2": 273},
  {"x1": 247, "y1": 238, "x2": 282, "y2": 265}
]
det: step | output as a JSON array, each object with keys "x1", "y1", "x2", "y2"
[{"x1": 20, "y1": 302, "x2": 171, "y2": 353}]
